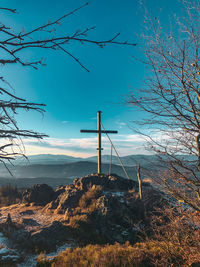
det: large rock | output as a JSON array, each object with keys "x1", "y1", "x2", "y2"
[
  {"x1": 74, "y1": 174, "x2": 137, "y2": 191},
  {"x1": 1, "y1": 220, "x2": 73, "y2": 252},
  {"x1": 31, "y1": 221, "x2": 73, "y2": 251},
  {"x1": 22, "y1": 184, "x2": 55, "y2": 205},
  {"x1": 46, "y1": 174, "x2": 137, "y2": 214},
  {"x1": 69, "y1": 192, "x2": 140, "y2": 244},
  {"x1": 46, "y1": 184, "x2": 84, "y2": 214},
  {"x1": 20, "y1": 218, "x2": 39, "y2": 226}
]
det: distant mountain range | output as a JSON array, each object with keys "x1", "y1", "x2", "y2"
[
  {"x1": 13, "y1": 153, "x2": 159, "y2": 167},
  {"x1": 0, "y1": 154, "x2": 196, "y2": 189},
  {"x1": 0, "y1": 161, "x2": 137, "y2": 180},
  {"x1": 0, "y1": 154, "x2": 158, "y2": 181},
  {"x1": 14, "y1": 154, "x2": 83, "y2": 165}
]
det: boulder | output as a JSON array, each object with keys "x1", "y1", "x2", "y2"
[
  {"x1": 20, "y1": 218, "x2": 39, "y2": 226},
  {"x1": 22, "y1": 184, "x2": 55, "y2": 205},
  {"x1": 31, "y1": 221, "x2": 73, "y2": 251},
  {"x1": 92, "y1": 194, "x2": 136, "y2": 242},
  {"x1": 8, "y1": 228, "x2": 31, "y2": 248}
]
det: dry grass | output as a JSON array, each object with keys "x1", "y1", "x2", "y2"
[
  {"x1": 37, "y1": 205, "x2": 200, "y2": 267},
  {"x1": 78, "y1": 185, "x2": 102, "y2": 211},
  {"x1": 69, "y1": 214, "x2": 88, "y2": 229},
  {"x1": 0, "y1": 203, "x2": 64, "y2": 233},
  {"x1": 37, "y1": 240, "x2": 193, "y2": 267}
]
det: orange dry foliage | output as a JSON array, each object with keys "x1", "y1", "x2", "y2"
[
  {"x1": 37, "y1": 205, "x2": 200, "y2": 267},
  {"x1": 37, "y1": 240, "x2": 195, "y2": 267},
  {"x1": 78, "y1": 185, "x2": 102, "y2": 211}
]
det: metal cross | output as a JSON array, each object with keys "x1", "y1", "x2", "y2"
[{"x1": 80, "y1": 111, "x2": 118, "y2": 174}]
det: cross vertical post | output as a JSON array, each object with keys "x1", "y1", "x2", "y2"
[
  {"x1": 80, "y1": 111, "x2": 118, "y2": 174},
  {"x1": 97, "y1": 111, "x2": 102, "y2": 174}
]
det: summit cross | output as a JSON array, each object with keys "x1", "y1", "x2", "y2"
[{"x1": 80, "y1": 111, "x2": 118, "y2": 174}]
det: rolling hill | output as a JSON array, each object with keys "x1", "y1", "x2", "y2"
[{"x1": 0, "y1": 161, "x2": 137, "y2": 179}]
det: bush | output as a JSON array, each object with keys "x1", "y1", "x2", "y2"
[
  {"x1": 37, "y1": 241, "x2": 191, "y2": 267},
  {"x1": 69, "y1": 214, "x2": 88, "y2": 229},
  {"x1": 0, "y1": 184, "x2": 22, "y2": 206},
  {"x1": 147, "y1": 206, "x2": 200, "y2": 266},
  {"x1": 79, "y1": 185, "x2": 102, "y2": 211}
]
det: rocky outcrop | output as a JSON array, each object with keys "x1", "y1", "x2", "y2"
[
  {"x1": 73, "y1": 173, "x2": 137, "y2": 191},
  {"x1": 41, "y1": 174, "x2": 163, "y2": 245},
  {"x1": 44, "y1": 174, "x2": 139, "y2": 214},
  {"x1": 67, "y1": 188, "x2": 156, "y2": 245},
  {"x1": 22, "y1": 184, "x2": 55, "y2": 205},
  {"x1": 0, "y1": 173, "x2": 166, "y2": 252}
]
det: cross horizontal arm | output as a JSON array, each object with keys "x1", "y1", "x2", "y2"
[
  {"x1": 80, "y1": 130, "x2": 118, "y2": 134},
  {"x1": 103, "y1": 130, "x2": 118, "y2": 134},
  {"x1": 80, "y1": 130, "x2": 98, "y2": 133}
]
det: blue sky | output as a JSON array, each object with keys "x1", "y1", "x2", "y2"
[{"x1": 0, "y1": 0, "x2": 183, "y2": 157}]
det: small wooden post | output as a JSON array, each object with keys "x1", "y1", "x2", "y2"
[
  {"x1": 108, "y1": 144, "x2": 112, "y2": 175},
  {"x1": 137, "y1": 164, "x2": 142, "y2": 200}
]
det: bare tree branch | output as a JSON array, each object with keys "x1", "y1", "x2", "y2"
[
  {"x1": 0, "y1": 3, "x2": 136, "y2": 167},
  {"x1": 0, "y1": 7, "x2": 17, "y2": 13},
  {"x1": 126, "y1": 0, "x2": 200, "y2": 212}
]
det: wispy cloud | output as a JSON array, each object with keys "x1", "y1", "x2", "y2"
[
  {"x1": 0, "y1": 130, "x2": 172, "y2": 157},
  {"x1": 0, "y1": 127, "x2": 185, "y2": 158},
  {"x1": 115, "y1": 120, "x2": 127, "y2": 129},
  {"x1": 20, "y1": 133, "x2": 151, "y2": 157}
]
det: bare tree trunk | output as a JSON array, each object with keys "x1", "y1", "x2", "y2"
[{"x1": 196, "y1": 133, "x2": 200, "y2": 171}]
